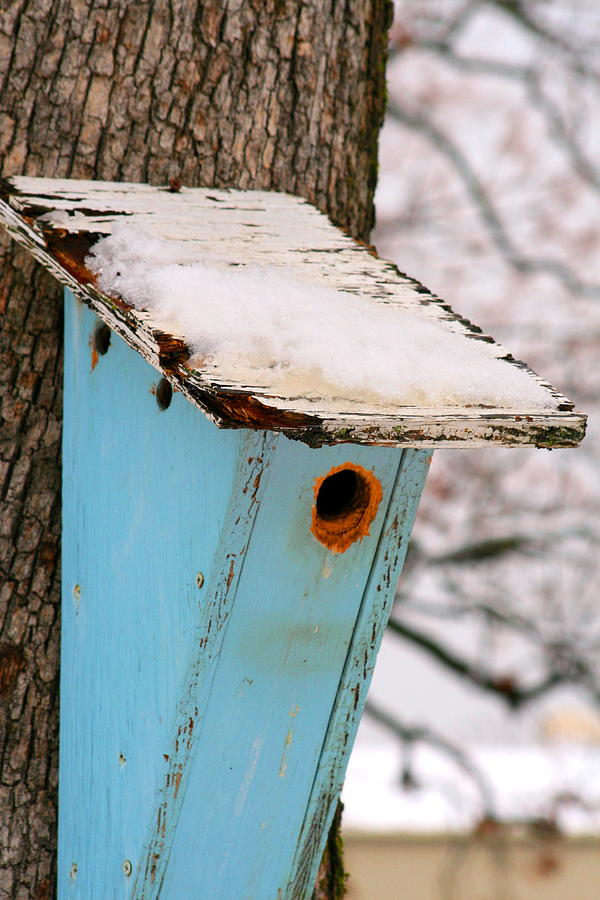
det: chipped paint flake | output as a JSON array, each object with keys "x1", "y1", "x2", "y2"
[
  {"x1": 235, "y1": 737, "x2": 264, "y2": 814},
  {"x1": 278, "y1": 730, "x2": 294, "y2": 778}
]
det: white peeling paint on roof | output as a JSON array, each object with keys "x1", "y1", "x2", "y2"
[{"x1": 0, "y1": 176, "x2": 586, "y2": 448}]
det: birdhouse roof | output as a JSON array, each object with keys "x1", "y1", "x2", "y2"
[{"x1": 0, "y1": 176, "x2": 585, "y2": 448}]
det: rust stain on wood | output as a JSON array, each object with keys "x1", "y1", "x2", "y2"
[
  {"x1": 154, "y1": 330, "x2": 190, "y2": 375},
  {"x1": 44, "y1": 230, "x2": 99, "y2": 285},
  {"x1": 90, "y1": 336, "x2": 99, "y2": 371},
  {"x1": 192, "y1": 387, "x2": 321, "y2": 435},
  {"x1": 173, "y1": 770, "x2": 182, "y2": 799},
  {"x1": 226, "y1": 558, "x2": 235, "y2": 589}
]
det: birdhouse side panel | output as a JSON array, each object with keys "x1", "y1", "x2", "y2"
[
  {"x1": 288, "y1": 448, "x2": 432, "y2": 898},
  {"x1": 59, "y1": 293, "x2": 263, "y2": 898}
]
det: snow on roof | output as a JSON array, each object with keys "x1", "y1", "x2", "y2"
[{"x1": 0, "y1": 176, "x2": 586, "y2": 448}]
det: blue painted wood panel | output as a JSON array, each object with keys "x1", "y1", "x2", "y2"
[
  {"x1": 60, "y1": 292, "x2": 248, "y2": 897},
  {"x1": 60, "y1": 289, "x2": 430, "y2": 899},
  {"x1": 287, "y1": 449, "x2": 432, "y2": 898},
  {"x1": 150, "y1": 441, "x2": 405, "y2": 899}
]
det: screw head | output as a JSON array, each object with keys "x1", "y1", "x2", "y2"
[
  {"x1": 69, "y1": 863, "x2": 78, "y2": 880},
  {"x1": 122, "y1": 859, "x2": 132, "y2": 877},
  {"x1": 73, "y1": 584, "x2": 81, "y2": 599},
  {"x1": 196, "y1": 572, "x2": 204, "y2": 589}
]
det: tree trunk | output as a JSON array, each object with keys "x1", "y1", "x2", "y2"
[{"x1": 0, "y1": 2, "x2": 392, "y2": 897}]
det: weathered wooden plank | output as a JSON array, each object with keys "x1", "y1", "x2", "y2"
[
  {"x1": 60, "y1": 293, "x2": 273, "y2": 897},
  {"x1": 143, "y1": 439, "x2": 407, "y2": 899},
  {"x1": 0, "y1": 176, "x2": 586, "y2": 449},
  {"x1": 60, "y1": 290, "x2": 430, "y2": 898},
  {"x1": 287, "y1": 449, "x2": 431, "y2": 898}
]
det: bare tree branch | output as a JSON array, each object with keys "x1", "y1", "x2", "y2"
[
  {"x1": 386, "y1": 99, "x2": 600, "y2": 299},
  {"x1": 389, "y1": 1, "x2": 479, "y2": 53},
  {"x1": 396, "y1": 593, "x2": 541, "y2": 642},
  {"x1": 486, "y1": 0, "x2": 600, "y2": 76},
  {"x1": 430, "y1": 534, "x2": 535, "y2": 564},
  {"x1": 413, "y1": 41, "x2": 600, "y2": 193},
  {"x1": 387, "y1": 616, "x2": 565, "y2": 708},
  {"x1": 412, "y1": 527, "x2": 598, "y2": 567},
  {"x1": 440, "y1": 1, "x2": 481, "y2": 43},
  {"x1": 365, "y1": 699, "x2": 496, "y2": 815}
]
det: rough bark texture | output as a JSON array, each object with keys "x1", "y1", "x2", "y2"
[{"x1": 0, "y1": 2, "x2": 392, "y2": 897}]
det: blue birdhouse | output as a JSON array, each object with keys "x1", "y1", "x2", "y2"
[{"x1": 0, "y1": 177, "x2": 586, "y2": 899}]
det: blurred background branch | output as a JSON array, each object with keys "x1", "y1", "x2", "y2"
[{"x1": 345, "y1": 2, "x2": 600, "y2": 866}]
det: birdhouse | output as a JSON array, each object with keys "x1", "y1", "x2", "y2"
[{"x1": 0, "y1": 177, "x2": 586, "y2": 899}]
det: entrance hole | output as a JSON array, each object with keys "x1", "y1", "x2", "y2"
[
  {"x1": 311, "y1": 462, "x2": 382, "y2": 553},
  {"x1": 156, "y1": 378, "x2": 173, "y2": 411},
  {"x1": 93, "y1": 322, "x2": 111, "y2": 356}
]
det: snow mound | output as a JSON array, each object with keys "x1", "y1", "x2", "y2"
[{"x1": 87, "y1": 222, "x2": 554, "y2": 410}]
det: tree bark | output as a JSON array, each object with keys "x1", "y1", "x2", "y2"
[{"x1": 0, "y1": 2, "x2": 392, "y2": 897}]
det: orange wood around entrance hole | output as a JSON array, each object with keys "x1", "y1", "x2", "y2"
[{"x1": 311, "y1": 462, "x2": 383, "y2": 554}]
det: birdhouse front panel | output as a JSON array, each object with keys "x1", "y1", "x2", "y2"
[{"x1": 60, "y1": 295, "x2": 430, "y2": 899}]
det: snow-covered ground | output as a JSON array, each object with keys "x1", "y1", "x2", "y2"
[{"x1": 343, "y1": 730, "x2": 600, "y2": 834}]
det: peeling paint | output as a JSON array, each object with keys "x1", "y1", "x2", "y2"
[
  {"x1": 235, "y1": 737, "x2": 263, "y2": 815},
  {"x1": 172, "y1": 771, "x2": 182, "y2": 799},
  {"x1": 226, "y1": 558, "x2": 235, "y2": 589},
  {"x1": 278, "y1": 730, "x2": 294, "y2": 778},
  {"x1": 130, "y1": 432, "x2": 275, "y2": 898}
]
